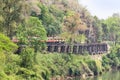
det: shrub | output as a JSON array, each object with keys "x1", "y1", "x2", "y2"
[
  {"x1": 112, "y1": 57, "x2": 120, "y2": 67},
  {"x1": 20, "y1": 47, "x2": 35, "y2": 68},
  {"x1": 0, "y1": 71, "x2": 8, "y2": 80},
  {"x1": 0, "y1": 52, "x2": 6, "y2": 69},
  {"x1": 87, "y1": 60, "x2": 102, "y2": 75},
  {"x1": 17, "y1": 68, "x2": 36, "y2": 80},
  {"x1": 0, "y1": 33, "x2": 18, "y2": 53}
]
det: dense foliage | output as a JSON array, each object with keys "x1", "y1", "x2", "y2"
[
  {"x1": 0, "y1": 33, "x2": 18, "y2": 53},
  {"x1": 102, "y1": 45, "x2": 120, "y2": 70},
  {"x1": 1, "y1": 0, "x2": 120, "y2": 43},
  {"x1": 17, "y1": 17, "x2": 47, "y2": 52},
  {"x1": 0, "y1": 0, "x2": 24, "y2": 38},
  {"x1": 0, "y1": 0, "x2": 120, "y2": 80}
]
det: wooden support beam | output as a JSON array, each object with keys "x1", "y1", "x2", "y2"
[
  {"x1": 54, "y1": 46, "x2": 59, "y2": 52},
  {"x1": 46, "y1": 42, "x2": 108, "y2": 54},
  {"x1": 73, "y1": 45, "x2": 78, "y2": 54},
  {"x1": 61, "y1": 46, "x2": 65, "y2": 53},
  {"x1": 58, "y1": 46, "x2": 61, "y2": 53}
]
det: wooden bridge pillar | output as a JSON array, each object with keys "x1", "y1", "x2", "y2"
[
  {"x1": 46, "y1": 42, "x2": 108, "y2": 54},
  {"x1": 47, "y1": 45, "x2": 54, "y2": 52},
  {"x1": 51, "y1": 45, "x2": 54, "y2": 52},
  {"x1": 100, "y1": 44, "x2": 102, "y2": 53},
  {"x1": 64, "y1": 45, "x2": 67, "y2": 53},
  {"x1": 103, "y1": 44, "x2": 107, "y2": 53},
  {"x1": 66, "y1": 45, "x2": 71, "y2": 53},
  {"x1": 91, "y1": 44, "x2": 96, "y2": 55},
  {"x1": 78, "y1": 45, "x2": 82, "y2": 54},
  {"x1": 105, "y1": 44, "x2": 108, "y2": 52},
  {"x1": 73, "y1": 45, "x2": 78, "y2": 54},
  {"x1": 47, "y1": 46, "x2": 52, "y2": 52},
  {"x1": 83, "y1": 45, "x2": 88, "y2": 53},
  {"x1": 58, "y1": 46, "x2": 61, "y2": 53},
  {"x1": 101, "y1": 44, "x2": 104, "y2": 53},
  {"x1": 88, "y1": 45, "x2": 92, "y2": 54},
  {"x1": 60, "y1": 45, "x2": 66, "y2": 53},
  {"x1": 54, "y1": 46, "x2": 59, "y2": 52},
  {"x1": 91, "y1": 45, "x2": 94, "y2": 55},
  {"x1": 97, "y1": 44, "x2": 100, "y2": 54},
  {"x1": 95, "y1": 45, "x2": 97, "y2": 54}
]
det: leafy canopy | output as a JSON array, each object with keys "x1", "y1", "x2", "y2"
[
  {"x1": 17, "y1": 17, "x2": 47, "y2": 52},
  {"x1": 0, "y1": 33, "x2": 18, "y2": 53}
]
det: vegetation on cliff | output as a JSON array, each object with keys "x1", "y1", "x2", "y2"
[{"x1": 0, "y1": 0, "x2": 120, "y2": 80}]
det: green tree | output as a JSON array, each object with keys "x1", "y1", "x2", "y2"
[
  {"x1": 37, "y1": 4, "x2": 62, "y2": 36},
  {"x1": 17, "y1": 17, "x2": 47, "y2": 52},
  {"x1": 0, "y1": 33, "x2": 18, "y2": 79},
  {"x1": 0, "y1": 33, "x2": 18, "y2": 53},
  {"x1": 103, "y1": 16, "x2": 120, "y2": 44},
  {"x1": 61, "y1": 13, "x2": 87, "y2": 44},
  {"x1": 61, "y1": 13, "x2": 87, "y2": 53},
  {"x1": 0, "y1": 0, "x2": 24, "y2": 38},
  {"x1": 92, "y1": 16, "x2": 103, "y2": 42},
  {"x1": 20, "y1": 48, "x2": 35, "y2": 68}
]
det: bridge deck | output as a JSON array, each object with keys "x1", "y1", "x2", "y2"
[{"x1": 47, "y1": 43, "x2": 108, "y2": 54}]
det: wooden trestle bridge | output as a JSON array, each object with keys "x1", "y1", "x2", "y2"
[
  {"x1": 47, "y1": 42, "x2": 108, "y2": 54},
  {"x1": 12, "y1": 37, "x2": 109, "y2": 54}
]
